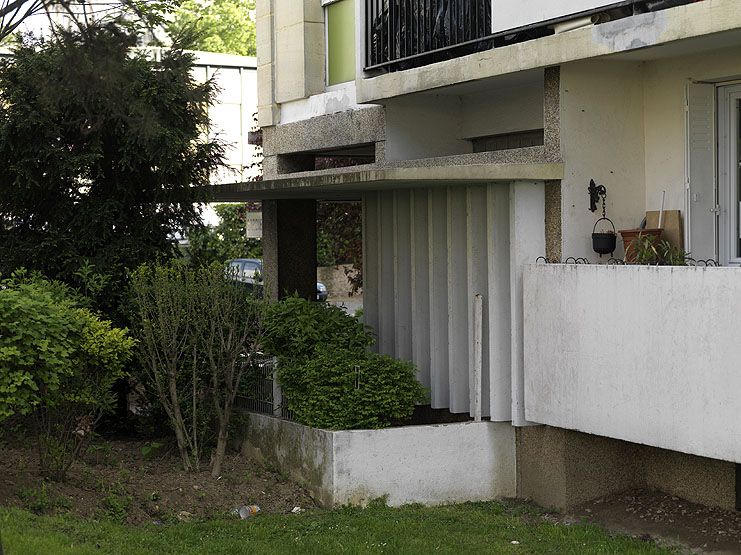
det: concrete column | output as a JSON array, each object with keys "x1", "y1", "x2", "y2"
[
  {"x1": 509, "y1": 181, "x2": 546, "y2": 427},
  {"x1": 262, "y1": 199, "x2": 317, "y2": 300}
]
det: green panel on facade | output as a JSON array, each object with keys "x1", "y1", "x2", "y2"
[{"x1": 327, "y1": 0, "x2": 355, "y2": 86}]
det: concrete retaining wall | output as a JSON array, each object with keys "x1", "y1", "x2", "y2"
[{"x1": 241, "y1": 413, "x2": 516, "y2": 507}]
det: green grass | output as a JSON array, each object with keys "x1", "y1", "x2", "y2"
[{"x1": 0, "y1": 501, "x2": 674, "y2": 555}]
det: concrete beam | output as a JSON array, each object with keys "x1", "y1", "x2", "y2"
[{"x1": 212, "y1": 162, "x2": 565, "y2": 201}]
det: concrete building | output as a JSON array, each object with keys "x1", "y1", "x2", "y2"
[{"x1": 219, "y1": 0, "x2": 741, "y2": 511}]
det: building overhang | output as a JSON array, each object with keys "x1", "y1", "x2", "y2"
[
  {"x1": 357, "y1": 0, "x2": 741, "y2": 103},
  {"x1": 211, "y1": 163, "x2": 565, "y2": 201}
]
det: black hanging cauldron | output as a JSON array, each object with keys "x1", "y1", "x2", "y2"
[{"x1": 592, "y1": 217, "x2": 616, "y2": 257}]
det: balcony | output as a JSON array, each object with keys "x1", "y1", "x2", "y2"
[
  {"x1": 523, "y1": 263, "x2": 741, "y2": 464},
  {"x1": 365, "y1": 0, "x2": 492, "y2": 71},
  {"x1": 363, "y1": 0, "x2": 704, "y2": 74}
]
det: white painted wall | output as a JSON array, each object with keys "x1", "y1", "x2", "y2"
[
  {"x1": 333, "y1": 421, "x2": 516, "y2": 506},
  {"x1": 560, "y1": 60, "x2": 646, "y2": 262},
  {"x1": 460, "y1": 82, "x2": 544, "y2": 140},
  {"x1": 279, "y1": 82, "x2": 373, "y2": 125},
  {"x1": 523, "y1": 264, "x2": 741, "y2": 464},
  {"x1": 644, "y1": 45, "x2": 741, "y2": 216},
  {"x1": 243, "y1": 413, "x2": 516, "y2": 507},
  {"x1": 384, "y1": 96, "x2": 471, "y2": 162},
  {"x1": 188, "y1": 52, "x2": 259, "y2": 185},
  {"x1": 492, "y1": 0, "x2": 624, "y2": 33}
]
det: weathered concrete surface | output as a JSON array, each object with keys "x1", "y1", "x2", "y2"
[
  {"x1": 212, "y1": 163, "x2": 564, "y2": 201},
  {"x1": 517, "y1": 426, "x2": 736, "y2": 511},
  {"x1": 523, "y1": 264, "x2": 741, "y2": 464},
  {"x1": 240, "y1": 413, "x2": 517, "y2": 507},
  {"x1": 241, "y1": 413, "x2": 334, "y2": 506}
]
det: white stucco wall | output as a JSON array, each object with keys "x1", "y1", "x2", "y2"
[
  {"x1": 333, "y1": 422, "x2": 516, "y2": 506},
  {"x1": 560, "y1": 59, "x2": 646, "y2": 262},
  {"x1": 523, "y1": 263, "x2": 741, "y2": 464},
  {"x1": 643, "y1": 45, "x2": 741, "y2": 214}
]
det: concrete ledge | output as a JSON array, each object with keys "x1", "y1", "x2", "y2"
[
  {"x1": 212, "y1": 162, "x2": 565, "y2": 201},
  {"x1": 240, "y1": 413, "x2": 516, "y2": 507},
  {"x1": 357, "y1": 0, "x2": 741, "y2": 103}
]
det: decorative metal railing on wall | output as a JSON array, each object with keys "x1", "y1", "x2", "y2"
[
  {"x1": 365, "y1": 0, "x2": 492, "y2": 70},
  {"x1": 237, "y1": 355, "x2": 294, "y2": 421}
]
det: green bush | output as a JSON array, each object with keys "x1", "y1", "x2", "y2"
[
  {"x1": 278, "y1": 346, "x2": 425, "y2": 430},
  {"x1": 130, "y1": 262, "x2": 264, "y2": 477},
  {"x1": 0, "y1": 273, "x2": 134, "y2": 480},
  {"x1": 262, "y1": 296, "x2": 373, "y2": 360}
]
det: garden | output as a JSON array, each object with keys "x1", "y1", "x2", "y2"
[{"x1": 0, "y1": 6, "x2": 679, "y2": 554}]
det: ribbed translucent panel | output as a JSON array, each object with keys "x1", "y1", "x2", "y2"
[{"x1": 362, "y1": 185, "x2": 514, "y2": 419}]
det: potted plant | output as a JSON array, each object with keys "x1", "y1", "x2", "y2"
[{"x1": 619, "y1": 227, "x2": 663, "y2": 263}]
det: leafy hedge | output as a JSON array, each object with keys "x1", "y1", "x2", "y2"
[
  {"x1": 263, "y1": 297, "x2": 425, "y2": 430},
  {"x1": 262, "y1": 296, "x2": 372, "y2": 360},
  {"x1": 0, "y1": 273, "x2": 134, "y2": 479},
  {"x1": 278, "y1": 346, "x2": 424, "y2": 430}
]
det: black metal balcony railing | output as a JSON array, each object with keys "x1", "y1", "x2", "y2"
[{"x1": 365, "y1": 0, "x2": 492, "y2": 71}]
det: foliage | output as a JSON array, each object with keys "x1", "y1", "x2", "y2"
[
  {"x1": 317, "y1": 202, "x2": 363, "y2": 294},
  {"x1": 130, "y1": 262, "x2": 263, "y2": 476},
  {"x1": 262, "y1": 296, "x2": 373, "y2": 361},
  {"x1": 278, "y1": 346, "x2": 424, "y2": 430},
  {"x1": 0, "y1": 502, "x2": 674, "y2": 554},
  {"x1": 186, "y1": 203, "x2": 262, "y2": 267},
  {"x1": 629, "y1": 236, "x2": 689, "y2": 266},
  {"x1": 0, "y1": 273, "x2": 134, "y2": 480},
  {"x1": 262, "y1": 297, "x2": 421, "y2": 430},
  {"x1": 0, "y1": 23, "x2": 224, "y2": 322},
  {"x1": 0, "y1": 0, "x2": 180, "y2": 44},
  {"x1": 16, "y1": 482, "x2": 72, "y2": 515},
  {"x1": 168, "y1": 0, "x2": 256, "y2": 56}
]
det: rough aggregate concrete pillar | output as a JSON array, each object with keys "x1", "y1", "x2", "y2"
[{"x1": 262, "y1": 199, "x2": 317, "y2": 300}]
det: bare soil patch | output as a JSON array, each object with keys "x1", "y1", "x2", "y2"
[
  {"x1": 571, "y1": 490, "x2": 741, "y2": 554},
  {"x1": 0, "y1": 438, "x2": 316, "y2": 525}
]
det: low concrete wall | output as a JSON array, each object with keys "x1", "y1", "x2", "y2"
[
  {"x1": 523, "y1": 264, "x2": 741, "y2": 464},
  {"x1": 517, "y1": 425, "x2": 736, "y2": 511},
  {"x1": 241, "y1": 413, "x2": 516, "y2": 507}
]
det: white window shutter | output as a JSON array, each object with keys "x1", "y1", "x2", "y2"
[{"x1": 685, "y1": 82, "x2": 717, "y2": 261}]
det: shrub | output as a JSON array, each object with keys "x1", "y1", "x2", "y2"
[
  {"x1": 0, "y1": 273, "x2": 134, "y2": 480},
  {"x1": 130, "y1": 262, "x2": 263, "y2": 476},
  {"x1": 262, "y1": 296, "x2": 373, "y2": 360},
  {"x1": 278, "y1": 346, "x2": 425, "y2": 430}
]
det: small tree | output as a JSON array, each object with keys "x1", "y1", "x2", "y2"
[
  {"x1": 199, "y1": 267, "x2": 262, "y2": 477},
  {"x1": 130, "y1": 262, "x2": 262, "y2": 475}
]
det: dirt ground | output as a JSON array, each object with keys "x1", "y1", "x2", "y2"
[
  {"x1": 570, "y1": 490, "x2": 741, "y2": 554},
  {"x1": 0, "y1": 438, "x2": 316, "y2": 525}
]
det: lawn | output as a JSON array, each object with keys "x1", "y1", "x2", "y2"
[{"x1": 0, "y1": 500, "x2": 674, "y2": 555}]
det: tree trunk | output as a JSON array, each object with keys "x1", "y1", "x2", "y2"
[{"x1": 210, "y1": 413, "x2": 230, "y2": 478}]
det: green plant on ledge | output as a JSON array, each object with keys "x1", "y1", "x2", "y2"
[
  {"x1": 628, "y1": 236, "x2": 689, "y2": 266},
  {"x1": 263, "y1": 296, "x2": 425, "y2": 430}
]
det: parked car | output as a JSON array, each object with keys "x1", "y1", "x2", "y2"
[{"x1": 226, "y1": 258, "x2": 328, "y2": 301}]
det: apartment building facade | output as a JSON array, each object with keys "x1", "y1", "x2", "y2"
[{"x1": 220, "y1": 0, "x2": 741, "y2": 510}]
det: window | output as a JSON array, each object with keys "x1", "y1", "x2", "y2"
[{"x1": 324, "y1": 0, "x2": 355, "y2": 86}]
